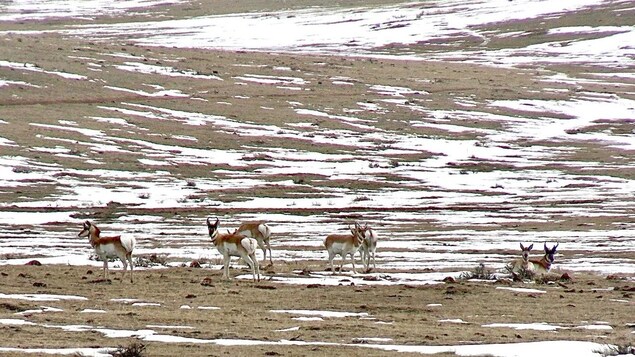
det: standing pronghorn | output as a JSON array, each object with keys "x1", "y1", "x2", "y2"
[
  {"x1": 359, "y1": 224, "x2": 378, "y2": 272},
  {"x1": 529, "y1": 243, "x2": 559, "y2": 274},
  {"x1": 235, "y1": 221, "x2": 273, "y2": 266},
  {"x1": 78, "y1": 221, "x2": 136, "y2": 283},
  {"x1": 207, "y1": 217, "x2": 260, "y2": 282},
  {"x1": 510, "y1": 243, "x2": 535, "y2": 275},
  {"x1": 324, "y1": 223, "x2": 365, "y2": 274}
]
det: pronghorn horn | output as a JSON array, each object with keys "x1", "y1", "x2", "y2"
[
  {"x1": 520, "y1": 242, "x2": 524, "y2": 249},
  {"x1": 528, "y1": 243, "x2": 533, "y2": 250},
  {"x1": 84, "y1": 220, "x2": 91, "y2": 227}
]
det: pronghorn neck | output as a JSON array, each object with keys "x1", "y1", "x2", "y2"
[
  {"x1": 355, "y1": 232, "x2": 364, "y2": 247},
  {"x1": 535, "y1": 256, "x2": 551, "y2": 270},
  {"x1": 88, "y1": 226, "x2": 101, "y2": 247},
  {"x1": 210, "y1": 229, "x2": 219, "y2": 244},
  {"x1": 351, "y1": 228, "x2": 364, "y2": 248}
]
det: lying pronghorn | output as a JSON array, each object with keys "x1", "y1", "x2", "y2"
[
  {"x1": 78, "y1": 220, "x2": 136, "y2": 283},
  {"x1": 359, "y1": 224, "x2": 378, "y2": 272},
  {"x1": 324, "y1": 223, "x2": 365, "y2": 274},
  {"x1": 510, "y1": 243, "x2": 535, "y2": 275},
  {"x1": 529, "y1": 243, "x2": 559, "y2": 274},
  {"x1": 235, "y1": 221, "x2": 273, "y2": 266},
  {"x1": 206, "y1": 217, "x2": 260, "y2": 282}
]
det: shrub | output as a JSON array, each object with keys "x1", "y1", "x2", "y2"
[
  {"x1": 459, "y1": 263, "x2": 495, "y2": 280},
  {"x1": 134, "y1": 254, "x2": 168, "y2": 267},
  {"x1": 112, "y1": 342, "x2": 146, "y2": 357},
  {"x1": 594, "y1": 343, "x2": 635, "y2": 356},
  {"x1": 504, "y1": 263, "x2": 536, "y2": 282}
]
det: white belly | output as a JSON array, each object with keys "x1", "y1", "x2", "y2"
[
  {"x1": 216, "y1": 242, "x2": 242, "y2": 257},
  {"x1": 331, "y1": 242, "x2": 356, "y2": 256},
  {"x1": 96, "y1": 244, "x2": 121, "y2": 259}
]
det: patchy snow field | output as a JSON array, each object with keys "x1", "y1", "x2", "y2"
[
  {"x1": 1, "y1": 0, "x2": 633, "y2": 273},
  {"x1": 0, "y1": 0, "x2": 634, "y2": 355}
]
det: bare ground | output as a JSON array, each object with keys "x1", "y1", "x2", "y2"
[
  {"x1": 1, "y1": 1, "x2": 634, "y2": 356},
  {"x1": 0, "y1": 264, "x2": 633, "y2": 356}
]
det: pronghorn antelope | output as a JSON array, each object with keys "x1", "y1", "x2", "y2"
[
  {"x1": 235, "y1": 221, "x2": 273, "y2": 266},
  {"x1": 78, "y1": 220, "x2": 136, "y2": 283},
  {"x1": 510, "y1": 243, "x2": 535, "y2": 275},
  {"x1": 529, "y1": 243, "x2": 559, "y2": 274},
  {"x1": 206, "y1": 217, "x2": 260, "y2": 282},
  {"x1": 324, "y1": 223, "x2": 365, "y2": 274},
  {"x1": 359, "y1": 224, "x2": 378, "y2": 272}
]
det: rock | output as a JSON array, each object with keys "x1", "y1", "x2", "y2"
[
  {"x1": 255, "y1": 285, "x2": 276, "y2": 290},
  {"x1": 189, "y1": 261, "x2": 201, "y2": 268},
  {"x1": 200, "y1": 277, "x2": 214, "y2": 286},
  {"x1": 606, "y1": 274, "x2": 626, "y2": 281},
  {"x1": 25, "y1": 260, "x2": 41, "y2": 266}
]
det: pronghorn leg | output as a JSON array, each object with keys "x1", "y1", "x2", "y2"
[
  {"x1": 339, "y1": 254, "x2": 346, "y2": 274},
  {"x1": 371, "y1": 252, "x2": 376, "y2": 270},
  {"x1": 327, "y1": 252, "x2": 336, "y2": 274},
  {"x1": 350, "y1": 252, "x2": 357, "y2": 274},
  {"x1": 120, "y1": 257, "x2": 128, "y2": 283},
  {"x1": 102, "y1": 259, "x2": 109, "y2": 280},
  {"x1": 127, "y1": 253, "x2": 134, "y2": 283},
  {"x1": 265, "y1": 239, "x2": 273, "y2": 265},
  {"x1": 248, "y1": 253, "x2": 260, "y2": 282},
  {"x1": 243, "y1": 253, "x2": 256, "y2": 282},
  {"x1": 256, "y1": 240, "x2": 267, "y2": 266},
  {"x1": 361, "y1": 247, "x2": 369, "y2": 271},
  {"x1": 252, "y1": 254, "x2": 260, "y2": 282},
  {"x1": 223, "y1": 253, "x2": 231, "y2": 280}
]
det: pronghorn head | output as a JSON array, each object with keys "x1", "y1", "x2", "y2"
[
  {"x1": 350, "y1": 223, "x2": 365, "y2": 246},
  {"x1": 206, "y1": 217, "x2": 220, "y2": 240},
  {"x1": 78, "y1": 220, "x2": 93, "y2": 238},
  {"x1": 362, "y1": 223, "x2": 376, "y2": 243},
  {"x1": 520, "y1": 243, "x2": 533, "y2": 261},
  {"x1": 544, "y1": 243, "x2": 558, "y2": 263}
]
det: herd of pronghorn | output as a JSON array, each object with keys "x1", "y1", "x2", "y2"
[{"x1": 77, "y1": 219, "x2": 557, "y2": 283}]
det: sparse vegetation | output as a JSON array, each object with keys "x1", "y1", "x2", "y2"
[
  {"x1": 112, "y1": 342, "x2": 147, "y2": 357},
  {"x1": 0, "y1": 1, "x2": 633, "y2": 356},
  {"x1": 534, "y1": 272, "x2": 568, "y2": 285},
  {"x1": 1, "y1": 265, "x2": 632, "y2": 357},
  {"x1": 459, "y1": 263, "x2": 495, "y2": 280},
  {"x1": 134, "y1": 253, "x2": 169, "y2": 267},
  {"x1": 504, "y1": 263, "x2": 535, "y2": 282},
  {"x1": 594, "y1": 343, "x2": 635, "y2": 357}
]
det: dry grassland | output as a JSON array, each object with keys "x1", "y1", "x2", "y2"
[
  {"x1": 1, "y1": 1, "x2": 634, "y2": 356},
  {"x1": 0, "y1": 264, "x2": 633, "y2": 356}
]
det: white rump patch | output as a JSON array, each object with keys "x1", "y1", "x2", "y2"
[
  {"x1": 257, "y1": 223, "x2": 271, "y2": 239},
  {"x1": 241, "y1": 238, "x2": 258, "y2": 255}
]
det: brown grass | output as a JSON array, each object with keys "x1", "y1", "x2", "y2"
[
  {"x1": 1, "y1": 1, "x2": 635, "y2": 356},
  {"x1": 0, "y1": 264, "x2": 633, "y2": 356}
]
